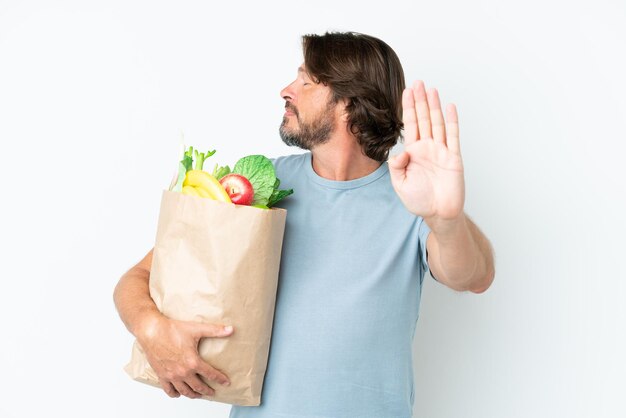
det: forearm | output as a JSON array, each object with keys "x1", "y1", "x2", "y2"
[
  {"x1": 426, "y1": 213, "x2": 495, "y2": 293},
  {"x1": 113, "y1": 265, "x2": 164, "y2": 341}
]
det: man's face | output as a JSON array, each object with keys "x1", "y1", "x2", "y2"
[{"x1": 279, "y1": 65, "x2": 338, "y2": 149}]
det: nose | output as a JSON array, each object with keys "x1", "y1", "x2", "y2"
[{"x1": 280, "y1": 80, "x2": 297, "y2": 102}]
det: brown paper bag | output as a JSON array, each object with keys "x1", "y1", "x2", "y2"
[{"x1": 124, "y1": 190, "x2": 287, "y2": 406}]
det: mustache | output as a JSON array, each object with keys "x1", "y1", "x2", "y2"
[{"x1": 284, "y1": 102, "x2": 298, "y2": 116}]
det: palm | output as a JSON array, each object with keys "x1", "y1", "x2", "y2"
[{"x1": 389, "y1": 80, "x2": 465, "y2": 220}]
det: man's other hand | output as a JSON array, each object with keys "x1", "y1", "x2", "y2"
[{"x1": 137, "y1": 315, "x2": 234, "y2": 399}]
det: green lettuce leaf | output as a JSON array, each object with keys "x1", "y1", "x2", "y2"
[
  {"x1": 170, "y1": 148, "x2": 194, "y2": 192},
  {"x1": 170, "y1": 162, "x2": 187, "y2": 192},
  {"x1": 233, "y1": 155, "x2": 276, "y2": 206},
  {"x1": 268, "y1": 188, "x2": 294, "y2": 207}
]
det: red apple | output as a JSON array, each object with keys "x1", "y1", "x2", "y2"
[{"x1": 219, "y1": 173, "x2": 255, "y2": 205}]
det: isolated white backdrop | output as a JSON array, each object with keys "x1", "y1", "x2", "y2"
[{"x1": 0, "y1": 0, "x2": 624, "y2": 417}]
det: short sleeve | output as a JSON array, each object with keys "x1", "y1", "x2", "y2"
[{"x1": 418, "y1": 218, "x2": 437, "y2": 282}]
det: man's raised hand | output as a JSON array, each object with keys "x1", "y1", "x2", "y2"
[{"x1": 388, "y1": 80, "x2": 465, "y2": 222}]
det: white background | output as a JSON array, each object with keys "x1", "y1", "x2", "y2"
[{"x1": 0, "y1": 0, "x2": 624, "y2": 417}]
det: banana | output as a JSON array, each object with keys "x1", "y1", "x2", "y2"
[
  {"x1": 194, "y1": 186, "x2": 213, "y2": 198},
  {"x1": 182, "y1": 185, "x2": 201, "y2": 197},
  {"x1": 183, "y1": 170, "x2": 232, "y2": 203}
]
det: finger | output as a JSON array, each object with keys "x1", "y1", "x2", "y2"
[
  {"x1": 445, "y1": 103, "x2": 461, "y2": 155},
  {"x1": 402, "y1": 88, "x2": 419, "y2": 144},
  {"x1": 186, "y1": 374, "x2": 216, "y2": 397},
  {"x1": 191, "y1": 323, "x2": 234, "y2": 340},
  {"x1": 388, "y1": 151, "x2": 409, "y2": 171},
  {"x1": 172, "y1": 380, "x2": 202, "y2": 399},
  {"x1": 388, "y1": 151, "x2": 409, "y2": 184},
  {"x1": 196, "y1": 360, "x2": 231, "y2": 387},
  {"x1": 427, "y1": 88, "x2": 446, "y2": 145},
  {"x1": 161, "y1": 381, "x2": 180, "y2": 398},
  {"x1": 413, "y1": 80, "x2": 432, "y2": 139}
]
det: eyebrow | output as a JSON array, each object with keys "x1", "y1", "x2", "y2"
[{"x1": 298, "y1": 66, "x2": 315, "y2": 82}]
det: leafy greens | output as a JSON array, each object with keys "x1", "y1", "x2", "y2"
[{"x1": 232, "y1": 155, "x2": 293, "y2": 208}]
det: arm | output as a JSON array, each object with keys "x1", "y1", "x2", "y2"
[
  {"x1": 113, "y1": 249, "x2": 234, "y2": 399},
  {"x1": 113, "y1": 249, "x2": 162, "y2": 340},
  {"x1": 389, "y1": 80, "x2": 495, "y2": 293},
  {"x1": 425, "y1": 214, "x2": 495, "y2": 293}
]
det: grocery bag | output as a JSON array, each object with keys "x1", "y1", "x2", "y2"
[{"x1": 124, "y1": 189, "x2": 287, "y2": 406}]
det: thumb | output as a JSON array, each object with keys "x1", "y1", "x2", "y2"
[{"x1": 388, "y1": 151, "x2": 409, "y2": 175}]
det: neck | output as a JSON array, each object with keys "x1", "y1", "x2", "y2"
[{"x1": 309, "y1": 135, "x2": 382, "y2": 181}]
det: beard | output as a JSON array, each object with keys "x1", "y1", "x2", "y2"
[{"x1": 279, "y1": 100, "x2": 336, "y2": 150}]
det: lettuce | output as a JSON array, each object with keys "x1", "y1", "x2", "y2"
[{"x1": 233, "y1": 155, "x2": 293, "y2": 208}]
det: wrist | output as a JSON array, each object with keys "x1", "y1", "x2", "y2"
[
  {"x1": 134, "y1": 309, "x2": 166, "y2": 346},
  {"x1": 424, "y1": 213, "x2": 468, "y2": 239}
]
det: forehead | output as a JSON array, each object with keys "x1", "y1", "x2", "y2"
[
  {"x1": 296, "y1": 65, "x2": 321, "y2": 86},
  {"x1": 297, "y1": 65, "x2": 309, "y2": 76}
]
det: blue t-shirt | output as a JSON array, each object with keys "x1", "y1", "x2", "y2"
[{"x1": 230, "y1": 152, "x2": 431, "y2": 418}]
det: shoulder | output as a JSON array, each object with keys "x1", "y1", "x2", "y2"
[
  {"x1": 270, "y1": 152, "x2": 307, "y2": 166},
  {"x1": 270, "y1": 152, "x2": 308, "y2": 177}
]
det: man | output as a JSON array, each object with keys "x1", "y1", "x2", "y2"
[{"x1": 114, "y1": 31, "x2": 494, "y2": 418}]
